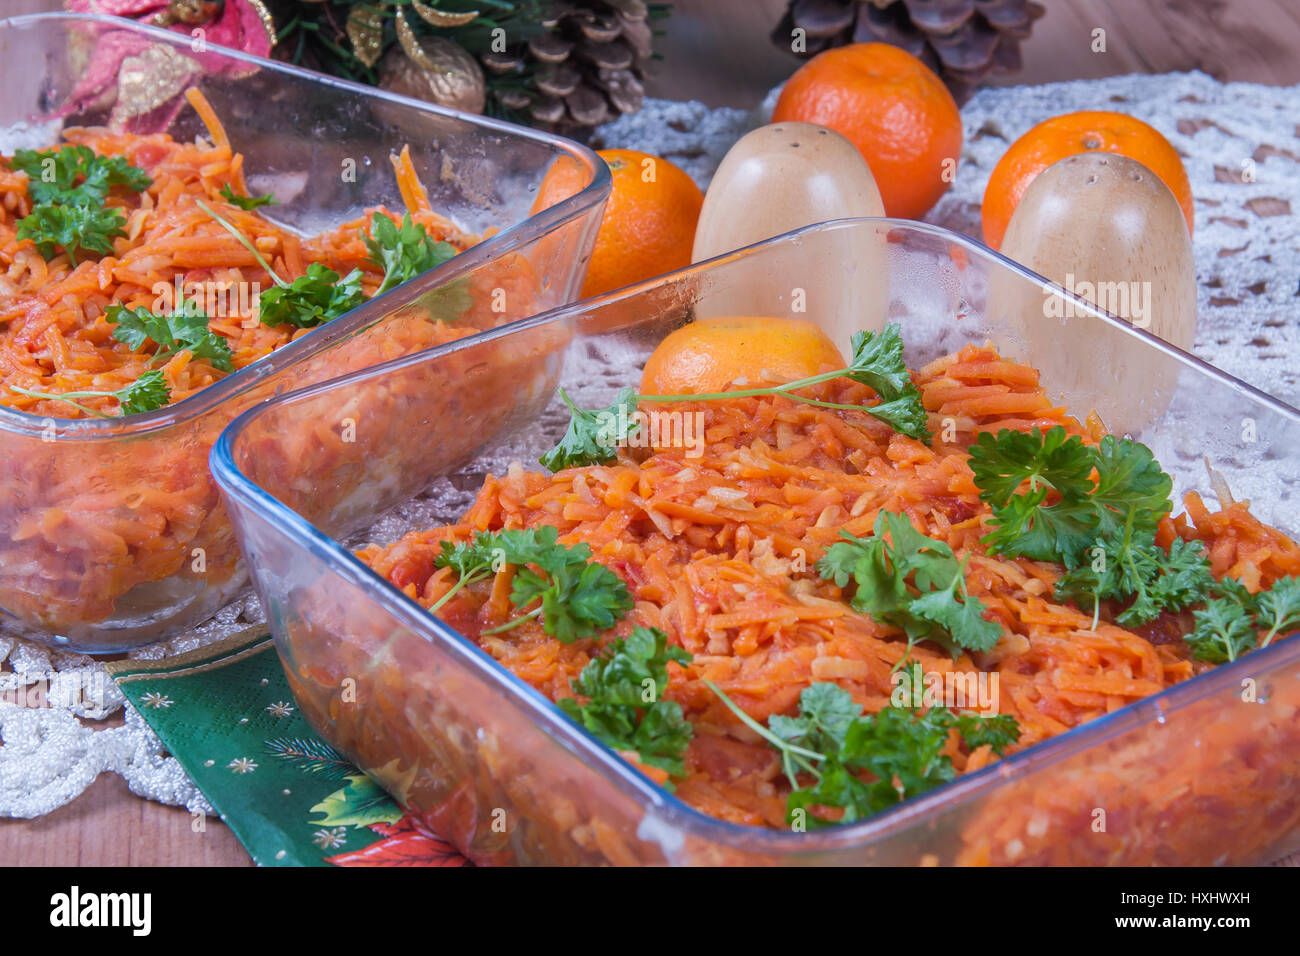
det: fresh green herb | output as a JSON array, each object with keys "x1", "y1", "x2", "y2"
[
  {"x1": 256, "y1": 262, "x2": 365, "y2": 328},
  {"x1": 557, "y1": 626, "x2": 694, "y2": 778},
  {"x1": 1181, "y1": 574, "x2": 1300, "y2": 662},
  {"x1": 538, "y1": 387, "x2": 640, "y2": 472},
  {"x1": 363, "y1": 212, "x2": 457, "y2": 296},
  {"x1": 706, "y1": 680, "x2": 1019, "y2": 827},
  {"x1": 15, "y1": 203, "x2": 127, "y2": 265},
  {"x1": 219, "y1": 183, "x2": 277, "y2": 210},
  {"x1": 11, "y1": 145, "x2": 151, "y2": 205},
  {"x1": 1255, "y1": 576, "x2": 1300, "y2": 648},
  {"x1": 816, "y1": 510, "x2": 1001, "y2": 661},
  {"x1": 953, "y1": 711, "x2": 1022, "y2": 753},
  {"x1": 198, "y1": 199, "x2": 368, "y2": 328},
  {"x1": 968, "y1": 426, "x2": 1173, "y2": 566},
  {"x1": 107, "y1": 300, "x2": 234, "y2": 372},
  {"x1": 430, "y1": 526, "x2": 633, "y2": 643},
  {"x1": 539, "y1": 323, "x2": 931, "y2": 471},
  {"x1": 1186, "y1": 596, "x2": 1258, "y2": 663},
  {"x1": 9, "y1": 146, "x2": 150, "y2": 264},
  {"x1": 7, "y1": 368, "x2": 170, "y2": 418},
  {"x1": 1053, "y1": 509, "x2": 1216, "y2": 629}
]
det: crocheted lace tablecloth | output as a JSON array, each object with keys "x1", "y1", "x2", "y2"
[{"x1": 3, "y1": 71, "x2": 1298, "y2": 831}]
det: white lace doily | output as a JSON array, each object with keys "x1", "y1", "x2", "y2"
[{"x1": 3, "y1": 69, "x2": 1298, "y2": 821}]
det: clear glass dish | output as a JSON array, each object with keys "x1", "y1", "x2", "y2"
[
  {"x1": 0, "y1": 13, "x2": 609, "y2": 651},
  {"x1": 213, "y1": 218, "x2": 1300, "y2": 866}
]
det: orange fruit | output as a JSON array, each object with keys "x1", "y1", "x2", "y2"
[
  {"x1": 982, "y1": 110, "x2": 1194, "y2": 250},
  {"x1": 538, "y1": 148, "x2": 703, "y2": 299},
  {"x1": 640, "y1": 316, "x2": 846, "y2": 396},
  {"x1": 772, "y1": 43, "x2": 962, "y2": 220}
]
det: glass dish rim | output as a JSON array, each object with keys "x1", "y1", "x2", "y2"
[
  {"x1": 0, "y1": 11, "x2": 612, "y2": 442},
  {"x1": 211, "y1": 215, "x2": 1300, "y2": 855}
]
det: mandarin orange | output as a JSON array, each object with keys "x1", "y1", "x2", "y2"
[
  {"x1": 640, "y1": 316, "x2": 846, "y2": 396},
  {"x1": 772, "y1": 43, "x2": 962, "y2": 220},
  {"x1": 571, "y1": 149, "x2": 703, "y2": 298},
  {"x1": 981, "y1": 110, "x2": 1194, "y2": 250}
]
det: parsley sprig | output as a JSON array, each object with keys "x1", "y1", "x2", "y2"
[
  {"x1": 430, "y1": 526, "x2": 633, "y2": 643},
  {"x1": 10, "y1": 145, "x2": 151, "y2": 265},
  {"x1": 558, "y1": 626, "x2": 694, "y2": 778},
  {"x1": 16, "y1": 204, "x2": 128, "y2": 265},
  {"x1": 1185, "y1": 575, "x2": 1300, "y2": 663},
  {"x1": 706, "y1": 680, "x2": 1019, "y2": 827},
  {"x1": 540, "y1": 387, "x2": 639, "y2": 473},
  {"x1": 8, "y1": 368, "x2": 170, "y2": 417},
  {"x1": 1256, "y1": 577, "x2": 1300, "y2": 648},
  {"x1": 971, "y1": 427, "x2": 1300, "y2": 660},
  {"x1": 219, "y1": 183, "x2": 277, "y2": 210},
  {"x1": 197, "y1": 199, "x2": 365, "y2": 329},
  {"x1": 816, "y1": 510, "x2": 1002, "y2": 662},
  {"x1": 257, "y1": 262, "x2": 365, "y2": 329},
  {"x1": 539, "y1": 323, "x2": 931, "y2": 472},
  {"x1": 968, "y1": 426, "x2": 1173, "y2": 566},
  {"x1": 107, "y1": 295, "x2": 233, "y2": 372},
  {"x1": 1053, "y1": 508, "x2": 1216, "y2": 629},
  {"x1": 364, "y1": 212, "x2": 457, "y2": 296},
  {"x1": 11, "y1": 145, "x2": 150, "y2": 205}
]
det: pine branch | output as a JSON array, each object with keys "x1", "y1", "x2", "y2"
[{"x1": 265, "y1": 736, "x2": 357, "y2": 780}]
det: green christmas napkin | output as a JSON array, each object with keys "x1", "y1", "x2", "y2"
[{"x1": 107, "y1": 627, "x2": 468, "y2": 867}]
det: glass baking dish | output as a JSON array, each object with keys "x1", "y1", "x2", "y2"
[
  {"x1": 0, "y1": 13, "x2": 609, "y2": 651},
  {"x1": 213, "y1": 218, "x2": 1300, "y2": 865}
]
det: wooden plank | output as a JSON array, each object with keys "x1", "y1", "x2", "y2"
[{"x1": 0, "y1": 775, "x2": 252, "y2": 867}]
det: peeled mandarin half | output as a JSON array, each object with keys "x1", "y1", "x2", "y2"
[{"x1": 640, "y1": 316, "x2": 846, "y2": 396}]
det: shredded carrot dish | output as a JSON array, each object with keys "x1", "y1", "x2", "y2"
[
  {"x1": 0, "y1": 89, "x2": 477, "y2": 418},
  {"x1": 355, "y1": 342, "x2": 1300, "y2": 832},
  {"x1": 0, "y1": 89, "x2": 525, "y2": 636}
]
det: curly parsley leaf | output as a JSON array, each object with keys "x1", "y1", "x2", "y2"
[
  {"x1": 196, "y1": 199, "x2": 364, "y2": 328},
  {"x1": 1257, "y1": 576, "x2": 1300, "y2": 648},
  {"x1": 364, "y1": 212, "x2": 457, "y2": 296},
  {"x1": 7, "y1": 368, "x2": 170, "y2": 417},
  {"x1": 538, "y1": 386, "x2": 640, "y2": 473},
  {"x1": 16, "y1": 203, "x2": 126, "y2": 265},
  {"x1": 107, "y1": 302, "x2": 233, "y2": 372},
  {"x1": 1054, "y1": 516, "x2": 1215, "y2": 629},
  {"x1": 1089, "y1": 435, "x2": 1175, "y2": 539},
  {"x1": 114, "y1": 369, "x2": 171, "y2": 415},
  {"x1": 968, "y1": 427, "x2": 1174, "y2": 567},
  {"x1": 841, "y1": 325, "x2": 930, "y2": 441},
  {"x1": 1186, "y1": 597, "x2": 1258, "y2": 663},
  {"x1": 816, "y1": 511, "x2": 1001, "y2": 659},
  {"x1": 12, "y1": 145, "x2": 150, "y2": 205},
  {"x1": 954, "y1": 712, "x2": 1022, "y2": 753},
  {"x1": 557, "y1": 626, "x2": 694, "y2": 777},
  {"x1": 967, "y1": 425, "x2": 1098, "y2": 563},
  {"x1": 219, "y1": 183, "x2": 277, "y2": 210},
  {"x1": 539, "y1": 324, "x2": 932, "y2": 470},
  {"x1": 431, "y1": 525, "x2": 633, "y2": 642},
  {"x1": 257, "y1": 262, "x2": 365, "y2": 328},
  {"x1": 10, "y1": 146, "x2": 150, "y2": 264},
  {"x1": 708, "y1": 681, "x2": 1019, "y2": 827}
]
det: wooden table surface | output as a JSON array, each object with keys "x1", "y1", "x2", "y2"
[{"x1": 3, "y1": 0, "x2": 1300, "y2": 867}]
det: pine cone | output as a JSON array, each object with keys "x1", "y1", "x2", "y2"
[
  {"x1": 479, "y1": 0, "x2": 656, "y2": 133},
  {"x1": 772, "y1": 0, "x2": 1045, "y2": 105}
]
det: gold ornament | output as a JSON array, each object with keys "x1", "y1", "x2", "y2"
[
  {"x1": 412, "y1": 1, "x2": 480, "y2": 28},
  {"x1": 247, "y1": 0, "x2": 277, "y2": 47},
  {"x1": 347, "y1": 4, "x2": 387, "y2": 69},
  {"x1": 151, "y1": 0, "x2": 223, "y2": 27},
  {"x1": 385, "y1": 7, "x2": 486, "y2": 114},
  {"x1": 111, "y1": 44, "x2": 203, "y2": 125}
]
